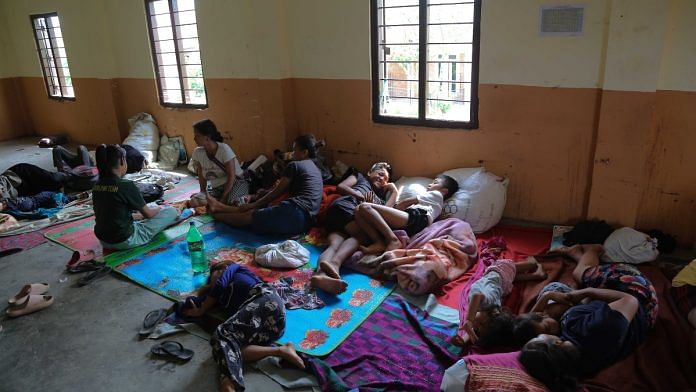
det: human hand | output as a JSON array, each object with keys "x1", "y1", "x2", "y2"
[
  {"x1": 463, "y1": 320, "x2": 478, "y2": 344},
  {"x1": 546, "y1": 291, "x2": 573, "y2": 306},
  {"x1": 363, "y1": 191, "x2": 376, "y2": 203}
]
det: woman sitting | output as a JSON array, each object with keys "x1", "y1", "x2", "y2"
[
  {"x1": 206, "y1": 134, "x2": 322, "y2": 236},
  {"x1": 188, "y1": 119, "x2": 249, "y2": 207},
  {"x1": 92, "y1": 144, "x2": 177, "y2": 250}
]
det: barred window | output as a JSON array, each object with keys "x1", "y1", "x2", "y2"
[
  {"x1": 145, "y1": 0, "x2": 207, "y2": 108},
  {"x1": 30, "y1": 13, "x2": 74, "y2": 100},
  {"x1": 371, "y1": 0, "x2": 481, "y2": 128}
]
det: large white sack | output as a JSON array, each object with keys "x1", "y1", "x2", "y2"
[
  {"x1": 255, "y1": 240, "x2": 309, "y2": 269},
  {"x1": 443, "y1": 171, "x2": 509, "y2": 233},
  {"x1": 394, "y1": 176, "x2": 433, "y2": 203},
  {"x1": 442, "y1": 166, "x2": 485, "y2": 186},
  {"x1": 157, "y1": 135, "x2": 181, "y2": 170},
  {"x1": 123, "y1": 113, "x2": 160, "y2": 162}
]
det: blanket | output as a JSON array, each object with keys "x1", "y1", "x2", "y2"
[
  {"x1": 346, "y1": 218, "x2": 478, "y2": 286},
  {"x1": 304, "y1": 294, "x2": 461, "y2": 392}
]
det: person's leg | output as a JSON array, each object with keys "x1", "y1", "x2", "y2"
[
  {"x1": 249, "y1": 201, "x2": 310, "y2": 235},
  {"x1": 9, "y1": 163, "x2": 67, "y2": 195},
  {"x1": 77, "y1": 145, "x2": 92, "y2": 167},
  {"x1": 318, "y1": 232, "x2": 346, "y2": 278},
  {"x1": 211, "y1": 210, "x2": 254, "y2": 227},
  {"x1": 356, "y1": 203, "x2": 409, "y2": 254},
  {"x1": 108, "y1": 207, "x2": 178, "y2": 249},
  {"x1": 207, "y1": 194, "x2": 243, "y2": 214},
  {"x1": 240, "y1": 342, "x2": 303, "y2": 368},
  {"x1": 353, "y1": 204, "x2": 386, "y2": 250}
]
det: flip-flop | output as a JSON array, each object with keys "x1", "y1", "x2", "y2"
[
  {"x1": 139, "y1": 308, "x2": 169, "y2": 336},
  {"x1": 6, "y1": 295, "x2": 54, "y2": 317},
  {"x1": 77, "y1": 265, "x2": 112, "y2": 287},
  {"x1": 66, "y1": 249, "x2": 96, "y2": 270},
  {"x1": 150, "y1": 341, "x2": 194, "y2": 361},
  {"x1": 67, "y1": 260, "x2": 103, "y2": 274},
  {"x1": 9, "y1": 283, "x2": 50, "y2": 305}
]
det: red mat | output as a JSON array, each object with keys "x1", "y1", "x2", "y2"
[{"x1": 435, "y1": 224, "x2": 553, "y2": 308}]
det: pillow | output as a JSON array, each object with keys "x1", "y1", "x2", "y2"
[
  {"x1": 442, "y1": 171, "x2": 509, "y2": 233},
  {"x1": 442, "y1": 166, "x2": 485, "y2": 186},
  {"x1": 441, "y1": 351, "x2": 548, "y2": 392},
  {"x1": 602, "y1": 227, "x2": 659, "y2": 265},
  {"x1": 394, "y1": 176, "x2": 432, "y2": 203}
]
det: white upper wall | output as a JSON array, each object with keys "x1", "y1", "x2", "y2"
[
  {"x1": 0, "y1": 0, "x2": 695, "y2": 91},
  {"x1": 657, "y1": 0, "x2": 696, "y2": 91}
]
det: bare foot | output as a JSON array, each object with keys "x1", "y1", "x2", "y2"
[
  {"x1": 319, "y1": 260, "x2": 341, "y2": 279},
  {"x1": 385, "y1": 238, "x2": 402, "y2": 252},
  {"x1": 278, "y1": 342, "x2": 305, "y2": 369},
  {"x1": 220, "y1": 376, "x2": 236, "y2": 392},
  {"x1": 206, "y1": 194, "x2": 223, "y2": 214},
  {"x1": 311, "y1": 274, "x2": 348, "y2": 295},
  {"x1": 361, "y1": 242, "x2": 386, "y2": 255}
]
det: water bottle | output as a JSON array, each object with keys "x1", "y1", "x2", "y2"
[{"x1": 187, "y1": 222, "x2": 207, "y2": 274}]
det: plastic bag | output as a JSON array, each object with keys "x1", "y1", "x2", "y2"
[
  {"x1": 123, "y1": 113, "x2": 160, "y2": 162},
  {"x1": 255, "y1": 240, "x2": 310, "y2": 269},
  {"x1": 602, "y1": 227, "x2": 659, "y2": 264},
  {"x1": 442, "y1": 171, "x2": 509, "y2": 233}
]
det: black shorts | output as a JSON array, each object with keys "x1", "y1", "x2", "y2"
[
  {"x1": 324, "y1": 205, "x2": 354, "y2": 234},
  {"x1": 405, "y1": 207, "x2": 430, "y2": 237}
]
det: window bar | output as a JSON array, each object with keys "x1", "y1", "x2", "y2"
[
  {"x1": 417, "y1": 0, "x2": 427, "y2": 120},
  {"x1": 39, "y1": 25, "x2": 59, "y2": 96},
  {"x1": 145, "y1": 2, "x2": 166, "y2": 105},
  {"x1": 32, "y1": 19, "x2": 53, "y2": 99},
  {"x1": 381, "y1": 1, "x2": 387, "y2": 98},
  {"x1": 167, "y1": 0, "x2": 187, "y2": 104},
  {"x1": 44, "y1": 17, "x2": 64, "y2": 97}
]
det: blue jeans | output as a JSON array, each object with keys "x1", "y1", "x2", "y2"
[{"x1": 101, "y1": 207, "x2": 178, "y2": 250}]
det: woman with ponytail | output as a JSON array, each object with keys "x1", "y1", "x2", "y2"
[
  {"x1": 92, "y1": 144, "x2": 177, "y2": 249},
  {"x1": 189, "y1": 119, "x2": 249, "y2": 207}
]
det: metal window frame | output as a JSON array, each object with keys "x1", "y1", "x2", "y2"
[
  {"x1": 145, "y1": 0, "x2": 208, "y2": 109},
  {"x1": 370, "y1": 0, "x2": 480, "y2": 129},
  {"x1": 30, "y1": 13, "x2": 75, "y2": 101}
]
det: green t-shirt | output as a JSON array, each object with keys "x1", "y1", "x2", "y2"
[{"x1": 92, "y1": 176, "x2": 146, "y2": 244}]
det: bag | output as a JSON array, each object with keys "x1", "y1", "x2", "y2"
[
  {"x1": 136, "y1": 183, "x2": 164, "y2": 203},
  {"x1": 442, "y1": 171, "x2": 509, "y2": 233},
  {"x1": 254, "y1": 240, "x2": 309, "y2": 269},
  {"x1": 602, "y1": 227, "x2": 659, "y2": 265},
  {"x1": 67, "y1": 165, "x2": 99, "y2": 191},
  {"x1": 124, "y1": 113, "x2": 160, "y2": 162}
]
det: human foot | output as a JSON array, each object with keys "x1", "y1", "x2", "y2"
[
  {"x1": 319, "y1": 260, "x2": 341, "y2": 279},
  {"x1": 360, "y1": 242, "x2": 386, "y2": 255},
  {"x1": 219, "y1": 376, "x2": 236, "y2": 392},
  {"x1": 311, "y1": 274, "x2": 348, "y2": 295},
  {"x1": 278, "y1": 342, "x2": 305, "y2": 369}
]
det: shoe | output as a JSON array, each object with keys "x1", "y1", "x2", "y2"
[
  {"x1": 6, "y1": 295, "x2": 54, "y2": 317},
  {"x1": 8, "y1": 283, "x2": 50, "y2": 305}
]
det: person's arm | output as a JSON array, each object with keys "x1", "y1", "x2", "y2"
[
  {"x1": 568, "y1": 288, "x2": 639, "y2": 322},
  {"x1": 336, "y1": 174, "x2": 360, "y2": 198},
  {"x1": 383, "y1": 183, "x2": 398, "y2": 207},
  {"x1": 461, "y1": 293, "x2": 483, "y2": 343},
  {"x1": 530, "y1": 291, "x2": 572, "y2": 313},
  {"x1": 245, "y1": 177, "x2": 291, "y2": 210},
  {"x1": 395, "y1": 197, "x2": 418, "y2": 210},
  {"x1": 140, "y1": 204, "x2": 161, "y2": 219},
  {"x1": 183, "y1": 296, "x2": 217, "y2": 318},
  {"x1": 195, "y1": 162, "x2": 207, "y2": 193},
  {"x1": 219, "y1": 158, "x2": 238, "y2": 202}
]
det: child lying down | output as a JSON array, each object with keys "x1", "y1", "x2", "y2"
[{"x1": 456, "y1": 258, "x2": 546, "y2": 347}]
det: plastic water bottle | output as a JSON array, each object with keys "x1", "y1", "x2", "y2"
[{"x1": 187, "y1": 222, "x2": 207, "y2": 274}]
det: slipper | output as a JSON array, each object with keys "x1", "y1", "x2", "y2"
[
  {"x1": 66, "y1": 249, "x2": 96, "y2": 270},
  {"x1": 77, "y1": 265, "x2": 112, "y2": 287},
  {"x1": 150, "y1": 340, "x2": 194, "y2": 361},
  {"x1": 9, "y1": 283, "x2": 50, "y2": 305},
  {"x1": 139, "y1": 308, "x2": 169, "y2": 336},
  {"x1": 6, "y1": 295, "x2": 54, "y2": 317},
  {"x1": 67, "y1": 260, "x2": 103, "y2": 274}
]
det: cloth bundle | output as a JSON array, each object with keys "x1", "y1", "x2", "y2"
[
  {"x1": 602, "y1": 227, "x2": 659, "y2": 265},
  {"x1": 255, "y1": 240, "x2": 309, "y2": 269}
]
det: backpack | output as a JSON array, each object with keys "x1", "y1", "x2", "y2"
[{"x1": 136, "y1": 183, "x2": 164, "y2": 203}]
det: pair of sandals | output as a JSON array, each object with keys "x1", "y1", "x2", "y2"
[
  {"x1": 65, "y1": 251, "x2": 112, "y2": 286},
  {"x1": 6, "y1": 283, "x2": 54, "y2": 318},
  {"x1": 141, "y1": 309, "x2": 194, "y2": 362}
]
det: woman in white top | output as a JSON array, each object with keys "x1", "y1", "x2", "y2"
[{"x1": 189, "y1": 119, "x2": 249, "y2": 206}]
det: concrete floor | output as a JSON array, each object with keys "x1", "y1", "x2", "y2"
[{"x1": 0, "y1": 139, "x2": 312, "y2": 392}]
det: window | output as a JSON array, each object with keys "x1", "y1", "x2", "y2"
[
  {"x1": 371, "y1": 0, "x2": 481, "y2": 128},
  {"x1": 30, "y1": 13, "x2": 74, "y2": 100},
  {"x1": 145, "y1": 0, "x2": 207, "y2": 108}
]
